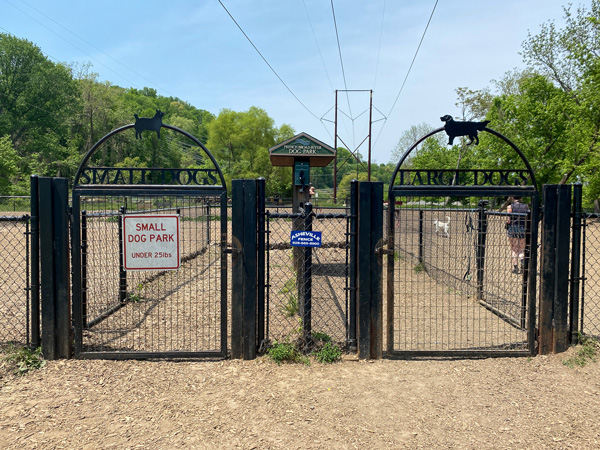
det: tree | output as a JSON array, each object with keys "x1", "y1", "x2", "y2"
[
  {"x1": 0, "y1": 136, "x2": 20, "y2": 194},
  {"x1": 0, "y1": 33, "x2": 79, "y2": 185}
]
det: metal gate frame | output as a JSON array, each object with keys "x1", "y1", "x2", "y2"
[
  {"x1": 386, "y1": 127, "x2": 540, "y2": 357},
  {"x1": 71, "y1": 124, "x2": 228, "y2": 359}
]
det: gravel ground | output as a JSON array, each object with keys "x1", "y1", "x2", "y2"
[{"x1": 1, "y1": 347, "x2": 600, "y2": 449}]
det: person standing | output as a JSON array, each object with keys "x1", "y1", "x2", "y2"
[{"x1": 506, "y1": 196, "x2": 529, "y2": 274}]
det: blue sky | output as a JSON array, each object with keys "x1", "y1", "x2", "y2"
[{"x1": 1, "y1": 0, "x2": 584, "y2": 164}]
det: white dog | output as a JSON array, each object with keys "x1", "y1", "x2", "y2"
[{"x1": 433, "y1": 216, "x2": 450, "y2": 237}]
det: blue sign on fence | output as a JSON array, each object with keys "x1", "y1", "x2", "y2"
[{"x1": 290, "y1": 230, "x2": 322, "y2": 247}]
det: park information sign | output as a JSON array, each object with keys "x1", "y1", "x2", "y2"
[
  {"x1": 290, "y1": 230, "x2": 322, "y2": 247},
  {"x1": 269, "y1": 132, "x2": 335, "y2": 167},
  {"x1": 122, "y1": 214, "x2": 180, "y2": 270}
]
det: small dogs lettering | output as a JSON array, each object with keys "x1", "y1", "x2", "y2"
[
  {"x1": 134, "y1": 109, "x2": 165, "y2": 139},
  {"x1": 440, "y1": 115, "x2": 490, "y2": 146},
  {"x1": 433, "y1": 216, "x2": 450, "y2": 237}
]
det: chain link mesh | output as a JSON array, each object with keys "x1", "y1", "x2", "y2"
[
  {"x1": 0, "y1": 214, "x2": 30, "y2": 345},
  {"x1": 264, "y1": 206, "x2": 350, "y2": 347},
  {"x1": 581, "y1": 214, "x2": 600, "y2": 337}
]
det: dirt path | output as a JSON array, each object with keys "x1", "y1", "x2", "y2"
[{"x1": 1, "y1": 349, "x2": 599, "y2": 449}]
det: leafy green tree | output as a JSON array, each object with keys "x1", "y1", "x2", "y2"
[
  {"x1": 0, "y1": 136, "x2": 20, "y2": 194},
  {"x1": 0, "y1": 33, "x2": 79, "y2": 186}
]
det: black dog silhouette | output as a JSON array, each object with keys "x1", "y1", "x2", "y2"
[
  {"x1": 440, "y1": 115, "x2": 490, "y2": 145},
  {"x1": 134, "y1": 109, "x2": 165, "y2": 139}
]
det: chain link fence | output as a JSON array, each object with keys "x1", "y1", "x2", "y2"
[
  {"x1": 264, "y1": 206, "x2": 351, "y2": 348},
  {"x1": 0, "y1": 214, "x2": 31, "y2": 345},
  {"x1": 581, "y1": 213, "x2": 600, "y2": 338}
]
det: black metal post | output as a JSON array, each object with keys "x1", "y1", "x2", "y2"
[
  {"x1": 418, "y1": 209, "x2": 424, "y2": 265},
  {"x1": 348, "y1": 180, "x2": 358, "y2": 352},
  {"x1": 81, "y1": 210, "x2": 88, "y2": 326},
  {"x1": 476, "y1": 200, "x2": 489, "y2": 301},
  {"x1": 303, "y1": 202, "x2": 313, "y2": 347},
  {"x1": 257, "y1": 178, "x2": 266, "y2": 348},
  {"x1": 206, "y1": 200, "x2": 211, "y2": 245},
  {"x1": 38, "y1": 177, "x2": 55, "y2": 360},
  {"x1": 231, "y1": 179, "x2": 258, "y2": 360},
  {"x1": 386, "y1": 190, "x2": 395, "y2": 354},
  {"x1": 554, "y1": 185, "x2": 572, "y2": 352},
  {"x1": 539, "y1": 185, "x2": 572, "y2": 354},
  {"x1": 569, "y1": 184, "x2": 583, "y2": 344},
  {"x1": 231, "y1": 180, "x2": 244, "y2": 359},
  {"x1": 118, "y1": 206, "x2": 127, "y2": 303},
  {"x1": 52, "y1": 178, "x2": 71, "y2": 359},
  {"x1": 357, "y1": 182, "x2": 383, "y2": 359},
  {"x1": 520, "y1": 208, "x2": 532, "y2": 329},
  {"x1": 29, "y1": 175, "x2": 40, "y2": 349}
]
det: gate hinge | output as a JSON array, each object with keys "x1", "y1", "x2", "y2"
[
  {"x1": 375, "y1": 246, "x2": 394, "y2": 257},
  {"x1": 224, "y1": 244, "x2": 242, "y2": 256}
]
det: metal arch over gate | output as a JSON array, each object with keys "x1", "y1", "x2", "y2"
[
  {"x1": 386, "y1": 122, "x2": 539, "y2": 357},
  {"x1": 71, "y1": 122, "x2": 228, "y2": 359}
]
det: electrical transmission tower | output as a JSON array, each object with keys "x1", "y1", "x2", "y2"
[{"x1": 333, "y1": 89, "x2": 373, "y2": 202}]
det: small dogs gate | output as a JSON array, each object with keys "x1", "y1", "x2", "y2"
[{"x1": 71, "y1": 124, "x2": 228, "y2": 359}]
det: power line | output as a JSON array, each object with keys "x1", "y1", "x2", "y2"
[
  {"x1": 2, "y1": 0, "x2": 142, "y2": 89},
  {"x1": 303, "y1": 0, "x2": 335, "y2": 93},
  {"x1": 386, "y1": 0, "x2": 438, "y2": 118},
  {"x1": 18, "y1": 0, "x2": 174, "y2": 97},
  {"x1": 373, "y1": 0, "x2": 387, "y2": 90},
  {"x1": 218, "y1": 0, "x2": 321, "y2": 121},
  {"x1": 374, "y1": 0, "x2": 438, "y2": 149},
  {"x1": 330, "y1": 0, "x2": 354, "y2": 146}
]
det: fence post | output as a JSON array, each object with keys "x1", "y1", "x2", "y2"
[
  {"x1": 118, "y1": 206, "x2": 127, "y2": 303},
  {"x1": 257, "y1": 178, "x2": 266, "y2": 348},
  {"x1": 37, "y1": 177, "x2": 71, "y2": 360},
  {"x1": 418, "y1": 209, "x2": 424, "y2": 265},
  {"x1": 357, "y1": 182, "x2": 383, "y2": 359},
  {"x1": 386, "y1": 190, "x2": 395, "y2": 354},
  {"x1": 52, "y1": 178, "x2": 71, "y2": 359},
  {"x1": 476, "y1": 200, "x2": 489, "y2": 301},
  {"x1": 29, "y1": 175, "x2": 40, "y2": 349},
  {"x1": 348, "y1": 180, "x2": 358, "y2": 352},
  {"x1": 303, "y1": 203, "x2": 314, "y2": 347},
  {"x1": 539, "y1": 184, "x2": 572, "y2": 354},
  {"x1": 231, "y1": 179, "x2": 258, "y2": 360},
  {"x1": 81, "y1": 210, "x2": 88, "y2": 326},
  {"x1": 570, "y1": 184, "x2": 583, "y2": 344}
]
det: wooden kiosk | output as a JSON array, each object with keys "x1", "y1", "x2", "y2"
[{"x1": 269, "y1": 132, "x2": 336, "y2": 211}]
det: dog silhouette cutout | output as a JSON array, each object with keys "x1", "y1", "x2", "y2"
[
  {"x1": 134, "y1": 109, "x2": 165, "y2": 139},
  {"x1": 440, "y1": 115, "x2": 490, "y2": 146}
]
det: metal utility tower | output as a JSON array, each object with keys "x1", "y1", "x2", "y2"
[{"x1": 333, "y1": 89, "x2": 373, "y2": 202}]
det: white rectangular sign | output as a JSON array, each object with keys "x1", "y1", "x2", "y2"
[{"x1": 122, "y1": 214, "x2": 180, "y2": 270}]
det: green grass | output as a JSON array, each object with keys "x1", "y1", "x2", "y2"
[
  {"x1": 267, "y1": 341, "x2": 309, "y2": 365},
  {"x1": 414, "y1": 262, "x2": 425, "y2": 273},
  {"x1": 3, "y1": 345, "x2": 46, "y2": 375},
  {"x1": 563, "y1": 334, "x2": 599, "y2": 368}
]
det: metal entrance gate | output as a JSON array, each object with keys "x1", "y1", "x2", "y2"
[
  {"x1": 386, "y1": 127, "x2": 539, "y2": 357},
  {"x1": 71, "y1": 124, "x2": 228, "y2": 359}
]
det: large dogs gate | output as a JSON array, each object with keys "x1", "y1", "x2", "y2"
[
  {"x1": 385, "y1": 128, "x2": 539, "y2": 357},
  {"x1": 71, "y1": 124, "x2": 228, "y2": 359}
]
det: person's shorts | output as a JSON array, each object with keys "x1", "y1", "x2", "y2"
[{"x1": 507, "y1": 225, "x2": 526, "y2": 239}]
